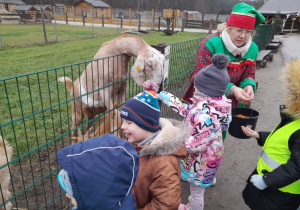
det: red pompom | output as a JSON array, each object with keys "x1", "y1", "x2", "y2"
[{"x1": 143, "y1": 80, "x2": 159, "y2": 93}]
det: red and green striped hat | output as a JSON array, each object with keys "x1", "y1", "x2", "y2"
[{"x1": 227, "y1": 3, "x2": 265, "y2": 30}]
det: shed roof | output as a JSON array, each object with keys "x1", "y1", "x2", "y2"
[
  {"x1": 34, "y1": 5, "x2": 52, "y2": 11},
  {"x1": 74, "y1": 0, "x2": 110, "y2": 8},
  {"x1": 0, "y1": 0, "x2": 25, "y2": 4},
  {"x1": 258, "y1": 0, "x2": 300, "y2": 15},
  {"x1": 13, "y1": 5, "x2": 36, "y2": 11},
  {"x1": 52, "y1": 3, "x2": 64, "y2": 7}
]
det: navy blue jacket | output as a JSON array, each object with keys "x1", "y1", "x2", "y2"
[{"x1": 57, "y1": 134, "x2": 139, "y2": 210}]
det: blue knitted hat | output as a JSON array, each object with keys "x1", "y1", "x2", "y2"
[{"x1": 120, "y1": 80, "x2": 160, "y2": 132}]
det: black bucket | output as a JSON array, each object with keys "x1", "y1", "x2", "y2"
[{"x1": 228, "y1": 107, "x2": 259, "y2": 139}]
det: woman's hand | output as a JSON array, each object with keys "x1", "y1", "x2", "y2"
[
  {"x1": 232, "y1": 86, "x2": 254, "y2": 105},
  {"x1": 243, "y1": 85, "x2": 254, "y2": 100},
  {"x1": 241, "y1": 126, "x2": 259, "y2": 139}
]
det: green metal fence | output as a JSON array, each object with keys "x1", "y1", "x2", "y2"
[
  {"x1": 0, "y1": 23, "x2": 276, "y2": 210},
  {"x1": 253, "y1": 23, "x2": 277, "y2": 51},
  {"x1": 0, "y1": 37, "x2": 201, "y2": 210}
]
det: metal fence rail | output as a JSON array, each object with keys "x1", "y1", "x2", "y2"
[
  {"x1": 0, "y1": 37, "x2": 202, "y2": 209},
  {"x1": 253, "y1": 24, "x2": 276, "y2": 51},
  {"x1": 0, "y1": 23, "x2": 276, "y2": 210}
]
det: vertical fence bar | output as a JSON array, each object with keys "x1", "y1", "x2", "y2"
[
  {"x1": 41, "y1": 8, "x2": 48, "y2": 43},
  {"x1": 0, "y1": 31, "x2": 275, "y2": 209},
  {"x1": 0, "y1": 34, "x2": 3, "y2": 48},
  {"x1": 54, "y1": 5, "x2": 58, "y2": 42}
]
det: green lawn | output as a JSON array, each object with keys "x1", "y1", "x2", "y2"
[
  {"x1": 0, "y1": 24, "x2": 206, "y2": 78},
  {"x1": 0, "y1": 27, "x2": 206, "y2": 155}
]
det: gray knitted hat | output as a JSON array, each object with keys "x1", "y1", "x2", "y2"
[{"x1": 194, "y1": 54, "x2": 230, "y2": 97}]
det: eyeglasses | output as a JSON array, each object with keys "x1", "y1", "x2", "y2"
[{"x1": 232, "y1": 27, "x2": 254, "y2": 36}]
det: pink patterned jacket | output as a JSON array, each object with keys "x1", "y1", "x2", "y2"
[{"x1": 158, "y1": 92, "x2": 232, "y2": 187}]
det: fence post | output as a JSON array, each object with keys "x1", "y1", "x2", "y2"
[
  {"x1": 65, "y1": 12, "x2": 68, "y2": 24},
  {"x1": 0, "y1": 34, "x2": 3, "y2": 48},
  {"x1": 82, "y1": 13, "x2": 85, "y2": 26},
  {"x1": 92, "y1": 7, "x2": 94, "y2": 37},
  {"x1": 121, "y1": 15, "x2": 123, "y2": 28},
  {"x1": 172, "y1": 10, "x2": 174, "y2": 32},
  {"x1": 138, "y1": 16, "x2": 141, "y2": 31},
  {"x1": 290, "y1": 18, "x2": 295, "y2": 33},
  {"x1": 152, "y1": 8, "x2": 155, "y2": 29},
  {"x1": 129, "y1": 8, "x2": 132, "y2": 25},
  {"x1": 72, "y1": 5, "x2": 75, "y2": 21},
  {"x1": 102, "y1": 14, "x2": 104, "y2": 27},
  {"x1": 181, "y1": 19, "x2": 185, "y2": 32},
  {"x1": 201, "y1": 13, "x2": 205, "y2": 29},
  {"x1": 158, "y1": 16, "x2": 160, "y2": 30},
  {"x1": 208, "y1": 19, "x2": 213, "y2": 33},
  {"x1": 215, "y1": 13, "x2": 219, "y2": 23},
  {"x1": 53, "y1": 5, "x2": 58, "y2": 42},
  {"x1": 41, "y1": 8, "x2": 48, "y2": 43}
]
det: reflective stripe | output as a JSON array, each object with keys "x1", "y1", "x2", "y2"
[
  {"x1": 260, "y1": 150, "x2": 280, "y2": 169},
  {"x1": 261, "y1": 150, "x2": 300, "y2": 181}
]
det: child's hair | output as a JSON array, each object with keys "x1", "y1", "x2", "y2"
[
  {"x1": 120, "y1": 80, "x2": 160, "y2": 132},
  {"x1": 194, "y1": 54, "x2": 230, "y2": 97},
  {"x1": 57, "y1": 134, "x2": 139, "y2": 209}
]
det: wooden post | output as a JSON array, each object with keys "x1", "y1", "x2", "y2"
[
  {"x1": 173, "y1": 9, "x2": 177, "y2": 28},
  {"x1": 41, "y1": 8, "x2": 48, "y2": 43},
  {"x1": 216, "y1": 13, "x2": 219, "y2": 23},
  {"x1": 121, "y1": 15, "x2": 123, "y2": 28},
  {"x1": 65, "y1": 12, "x2": 68, "y2": 24},
  {"x1": 83, "y1": 13, "x2": 85, "y2": 26},
  {"x1": 158, "y1": 16, "x2": 161, "y2": 30},
  {"x1": 181, "y1": 19, "x2": 185, "y2": 32},
  {"x1": 172, "y1": 10, "x2": 174, "y2": 32},
  {"x1": 201, "y1": 13, "x2": 204, "y2": 29},
  {"x1": 152, "y1": 8, "x2": 155, "y2": 29},
  {"x1": 129, "y1": 8, "x2": 132, "y2": 25},
  {"x1": 208, "y1": 19, "x2": 213, "y2": 33},
  {"x1": 290, "y1": 18, "x2": 295, "y2": 33},
  {"x1": 53, "y1": 5, "x2": 58, "y2": 42},
  {"x1": 109, "y1": 7, "x2": 112, "y2": 23},
  {"x1": 138, "y1": 16, "x2": 141, "y2": 31},
  {"x1": 102, "y1": 14, "x2": 104, "y2": 27},
  {"x1": 72, "y1": 6, "x2": 75, "y2": 21}
]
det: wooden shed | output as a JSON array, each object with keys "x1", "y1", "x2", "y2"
[
  {"x1": 73, "y1": 0, "x2": 110, "y2": 18},
  {"x1": 13, "y1": 4, "x2": 37, "y2": 23},
  {"x1": 258, "y1": 0, "x2": 300, "y2": 33},
  {"x1": 0, "y1": 0, "x2": 25, "y2": 13}
]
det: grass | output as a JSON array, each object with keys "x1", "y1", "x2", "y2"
[
  {"x1": 0, "y1": 25, "x2": 206, "y2": 209},
  {"x1": 0, "y1": 24, "x2": 206, "y2": 78},
  {"x1": 0, "y1": 26, "x2": 207, "y2": 155}
]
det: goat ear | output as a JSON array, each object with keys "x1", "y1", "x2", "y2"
[
  {"x1": 145, "y1": 57, "x2": 156, "y2": 68},
  {"x1": 131, "y1": 55, "x2": 145, "y2": 86}
]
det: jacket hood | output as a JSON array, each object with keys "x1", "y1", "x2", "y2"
[
  {"x1": 139, "y1": 118, "x2": 188, "y2": 157},
  {"x1": 281, "y1": 59, "x2": 300, "y2": 120},
  {"x1": 57, "y1": 134, "x2": 139, "y2": 210}
]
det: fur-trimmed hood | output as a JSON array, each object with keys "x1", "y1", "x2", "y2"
[
  {"x1": 281, "y1": 59, "x2": 300, "y2": 119},
  {"x1": 138, "y1": 118, "x2": 189, "y2": 157}
]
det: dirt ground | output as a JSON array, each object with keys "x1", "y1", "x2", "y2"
[{"x1": 180, "y1": 33, "x2": 300, "y2": 210}]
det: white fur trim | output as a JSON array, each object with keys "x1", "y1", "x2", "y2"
[{"x1": 221, "y1": 30, "x2": 252, "y2": 57}]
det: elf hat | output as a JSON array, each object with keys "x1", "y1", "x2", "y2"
[
  {"x1": 227, "y1": 2, "x2": 265, "y2": 30},
  {"x1": 120, "y1": 80, "x2": 160, "y2": 133}
]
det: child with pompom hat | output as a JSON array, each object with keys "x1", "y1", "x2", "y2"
[
  {"x1": 120, "y1": 80, "x2": 189, "y2": 210},
  {"x1": 158, "y1": 54, "x2": 232, "y2": 210}
]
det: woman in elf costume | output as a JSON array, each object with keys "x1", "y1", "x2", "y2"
[{"x1": 183, "y1": 2, "x2": 265, "y2": 108}]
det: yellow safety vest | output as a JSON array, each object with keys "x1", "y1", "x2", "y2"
[{"x1": 257, "y1": 120, "x2": 300, "y2": 194}]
